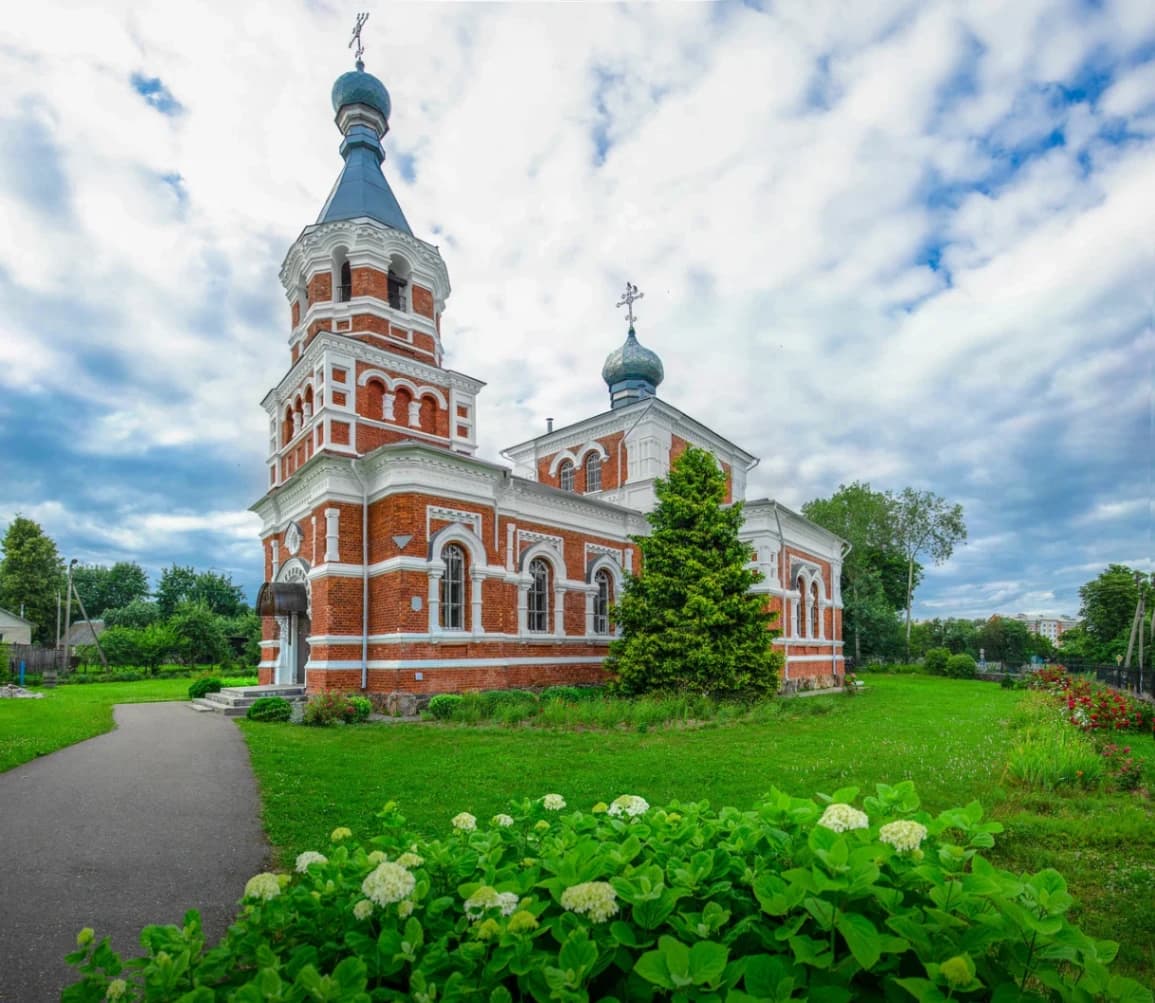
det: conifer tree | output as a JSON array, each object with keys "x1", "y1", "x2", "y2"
[{"x1": 607, "y1": 446, "x2": 781, "y2": 698}]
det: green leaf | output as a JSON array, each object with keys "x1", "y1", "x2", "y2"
[
  {"x1": 688, "y1": 941, "x2": 730, "y2": 986},
  {"x1": 835, "y1": 911, "x2": 881, "y2": 970},
  {"x1": 559, "y1": 929, "x2": 598, "y2": 978},
  {"x1": 894, "y1": 977, "x2": 949, "y2": 1002},
  {"x1": 635, "y1": 949, "x2": 676, "y2": 990},
  {"x1": 1107, "y1": 975, "x2": 1155, "y2": 1003},
  {"x1": 788, "y1": 935, "x2": 833, "y2": 969},
  {"x1": 743, "y1": 955, "x2": 796, "y2": 1001},
  {"x1": 489, "y1": 988, "x2": 514, "y2": 1003}
]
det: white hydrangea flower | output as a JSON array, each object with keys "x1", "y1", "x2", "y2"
[
  {"x1": 395, "y1": 852, "x2": 424, "y2": 869},
  {"x1": 295, "y1": 851, "x2": 328, "y2": 873},
  {"x1": 367, "y1": 850, "x2": 387, "y2": 864},
  {"x1": 330, "y1": 827, "x2": 353, "y2": 842},
  {"x1": 398, "y1": 899, "x2": 415, "y2": 918},
  {"x1": 452, "y1": 812, "x2": 477, "y2": 831},
  {"x1": 464, "y1": 885, "x2": 520, "y2": 920},
  {"x1": 608, "y1": 795, "x2": 650, "y2": 817},
  {"x1": 879, "y1": 819, "x2": 929, "y2": 853},
  {"x1": 541, "y1": 794, "x2": 566, "y2": 811},
  {"x1": 817, "y1": 803, "x2": 869, "y2": 833},
  {"x1": 243, "y1": 872, "x2": 282, "y2": 902},
  {"x1": 560, "y1": 881, "x2": 619, "y2": 923},
  {"x1": 105, "y1": 979, "x2": 128, "y2": 1001},
  {"x1": 352, "y1": 899, "x2": 374, "y2": 920},
  {"x1": 492, "y1": 813, "x2": 515, "y2": 827},
  {"x1": 362, "y1": 861, "x2": 417, "y2": 907}
]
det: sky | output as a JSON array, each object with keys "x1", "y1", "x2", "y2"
[{"x1": 0, "y1": 0, "x2": 1153, "y2": 621}]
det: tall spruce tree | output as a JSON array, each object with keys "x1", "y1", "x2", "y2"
[{"x1": 607, "y1": 446, "x2": 781, "y2": 698}]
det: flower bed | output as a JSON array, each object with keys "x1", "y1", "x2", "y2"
[
  {"x1": 1028, "y1": 667, "x2": 1155, "y2": 735},
  {"x1": 64, "y1": 785, "x2": 1151, "y2": 1002}
]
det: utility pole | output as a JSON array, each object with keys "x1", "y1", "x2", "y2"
[
  {"x1": 70, "y1": 578, "x2": 108, "y2": 672},
  {"x1": 55, "y1": 592, "x2": 61, "y2": 649},
  {"x1": 60, "y1": 558, "x2": 78, "y2": 674}
]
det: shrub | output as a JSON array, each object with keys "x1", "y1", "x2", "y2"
[
  {"x1": 1000, "y1": 673, "x2": 1016, "y2": 689},
  {"x1": 302, "y1": 692, "x2": 372, "y2": 726},
  {"x1": 64, "y1": 783, "x2": 1151, "y2": 1003},
  {"x1": 541, "y1": 685, "x2": 603, "y2": 703},
  {"x1": 923, "y1": 647, "x2": 951, "y2": 675},
  {"x1": 477, "y1": 689, "x2": 538, "y2": 716},
  {"x1": 427, "y1": 693, "x2": 463, "y2": 720},
  {"x1": 945, "y1": 653, "x2": 977, "y2": 678},
  {"x1": 188, "y1": 677, "x2": 223, "y2": 700},
  {"x1": 247, "y1": 696, "x2": 292, "y2": 723}
]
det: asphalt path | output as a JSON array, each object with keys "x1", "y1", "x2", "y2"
[{"x1": 0, "y1": 704, "x2": 267, "y2": 1002}]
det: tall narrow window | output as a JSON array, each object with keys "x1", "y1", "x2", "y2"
[
  {"x1": 558, "y1": 461, "x2": 575, "y2": 492},
  {"x1": 795, "y1": 576, "x2": 805, "y2": 637},
  {"x1": 594, "y1": 569, "x2": 612, "y2": 634},
  {"x1": 387, "y1": 269, "x2": 407, "y2": 310},
  {"x1": 339, "y1": 261, "x2": 352, "y2": 302},
  {"x1": 440, "y1": 544, "x2": 465, "y2": 629},
  {"x1": 584, "y1": 453, "x2": 601, "y2": 492},
  {"x1": 810, "y1": 582, "x2": 820, "y2": 638},
  {"x1": 528, "y1": 558, "x2": 550, "y2": 632}
]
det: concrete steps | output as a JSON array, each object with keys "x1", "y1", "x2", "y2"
[{"x1": 189, "y1": 684, "x2": 307, "y2": 717}]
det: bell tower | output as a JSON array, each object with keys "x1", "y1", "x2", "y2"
[{"x1": 262, "y1": 24, "x2": 484, "y2": 492}]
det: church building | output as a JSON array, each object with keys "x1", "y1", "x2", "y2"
[{"x1": 251, "y1": 50, "x2": 846, "y2": 696}]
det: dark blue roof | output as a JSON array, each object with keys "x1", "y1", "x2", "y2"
[
  {"x1": 316, "y1": 124, "x2": 412, "y2": 234},
  {"x1": 602, "y1": 327, "x2": 664, "y2": 388}
]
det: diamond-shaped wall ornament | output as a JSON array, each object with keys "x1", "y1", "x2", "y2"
[{"x1": 393, "y1": 534, "x2": 413, "y2": 550}]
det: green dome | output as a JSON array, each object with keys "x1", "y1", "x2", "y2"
[
  {"x1": 331, "y1": 63, "x2": 391, "y2": 121},
  {"x1": 602, "y1": 327, "x2": 664, "y2": 389}
]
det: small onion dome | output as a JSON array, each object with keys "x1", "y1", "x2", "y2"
[
  {"x1": 602, "y1": 327, "x2": 664, "y2": 390},
  {"x1": 331, "y1": 61, "x2": 391, "y2": 122}
]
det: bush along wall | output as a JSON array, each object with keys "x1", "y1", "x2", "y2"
[{"x1": 62, "y1": 783, "x2": 1151, "y2": 1002}]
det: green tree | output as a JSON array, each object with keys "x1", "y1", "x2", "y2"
[
  {"x1": 607, "y1": 446, "x2": 780, "y2": 699},
  {"x1": 975, "y1": 616, "x2": 1032, "y2": 668},
  {"x1": 169, "y1": 601, "x2": 228, "y2": 666},
  {"x1": 71, "y1": 562, "x2": 150, "y2": 619},
  {"x1": 137, "y1": 622, "x2": 179, "y2": 675},
  {"x1": 0, "y1": 516, "x2": 65, "y2": 644},
  {"x1": 803, "y1": 483, "x2": 921, "y2": 662},
  {"x1": 889, "y1": 488, "x2": 967, "y2": 656},
  {"x1": 96, "y1": 627, "x2": 144, "y2": 669},
  {"x1": 1079, "y1": 565, "x2": 1146, "y2": 661},
  {"x1": 103, "y1": 598, "x2": 161, "y2": 630},
  {"x1": 156, "y1": 565, "x2": 247, "y2": 618}
]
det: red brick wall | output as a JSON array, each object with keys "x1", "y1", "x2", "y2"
[
  {"x1": 350, "y1": 266, "x2": 387, "y2": 300},
  {"x1": 307, "y1": 272, "x2": 332, "y2": 304},
  {"x1": 412, "y1": 285, "x2": 435, "y2": 319},
  {"x1": 331, "y1": 421, "x2": 350, "y2": 445}
]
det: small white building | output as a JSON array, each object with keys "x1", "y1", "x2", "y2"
[{"x1": 0, "y1": 607, "x2": 34, "y2": 645}]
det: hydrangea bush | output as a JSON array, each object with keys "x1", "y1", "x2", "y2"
[{"x1": 64, "y1": 783, "x2": 1151, "y2": 1002}]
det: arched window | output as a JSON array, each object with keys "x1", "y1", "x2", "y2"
[
  {"x1": 584, "y1": 453, "x2": 602, "y2": 492},
  {"x1": 440, "y1": 544, "x2": 466, "y2": 629},
  {"x1": 558, "y1": 461, "x2": 575, "y2": 493},
  {"x1": 593, "y1": 569, "x2": 612, "y2": 634},
  {"x1": 810, "y1": 582, "x2": 820, "y2": 638},
  {"x1": 795, "y1": 576, "x2": 805, "y2": 637},
  {"x1": 339, "y1": 261, "x2": 352, "y2": 302},
  {"x1": 387, "y1": 255, "x2": 411, "y2": 311},
  {"x1": 528, "y1": 558, "x2": 550, "y2": 632}
]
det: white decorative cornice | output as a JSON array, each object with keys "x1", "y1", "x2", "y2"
[{"x1": 280, "y1": 218, "x2": 451, "y2": 305}]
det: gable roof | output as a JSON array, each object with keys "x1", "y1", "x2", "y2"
[{"x1": 0, "y1": 606, "x2": 34, "y2": 627}]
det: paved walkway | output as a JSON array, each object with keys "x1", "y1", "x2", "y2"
[{"x1": 0, "y1": 704, "x2": 267, "y2": 1002}]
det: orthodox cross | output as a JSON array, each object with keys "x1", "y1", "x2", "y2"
[
  {"x1": 616, "y1": 282, "x2": 644, "y2": 328},
  {"x1": 349, "y1": 12, "x2": 370, "y2": 64}
]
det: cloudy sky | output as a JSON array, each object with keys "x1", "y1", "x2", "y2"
[{"x1": 1, "y1": 0, "x2": 1152, "y2": 620}]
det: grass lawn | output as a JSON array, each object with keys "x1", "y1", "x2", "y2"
[
  {"x1": 0, "y1": 678, "x2": 212, "y2": 773},
  {"x1": 239, "y1": 674, "x2": 1155, "y2": 982}
]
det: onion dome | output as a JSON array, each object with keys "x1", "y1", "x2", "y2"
[
  {"x1": 602, "y1": 326, "x2": 664, "y2": 410},
  {"x1": 331, "y1": 60, "x2": 392, "y2": 122},
  {"x1": 317, "y1": 59, "x2": 411, "y2": 235}
]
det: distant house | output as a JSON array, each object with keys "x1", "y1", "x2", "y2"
[
  {"x1": 0, "y1": 607, "x2": 34, "y2": 645},
  {"x1": 66, "y1": 620, "x2": 106, "y2": 648}
]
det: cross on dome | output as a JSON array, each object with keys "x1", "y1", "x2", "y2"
[
  {"x1": 349, "y1": 12, "x2": 370, "y2": 68},
  {"x1": 616, "y1": 282, "x2": 644, "y2": 329}
]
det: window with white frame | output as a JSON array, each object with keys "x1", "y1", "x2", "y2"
[
  {"x1": 558, "y1": 461, "x2": 575, "y2": 493},
  {"x1": 795, "y1": 576, "x2": 805, "y2": 637},
  {"x1": 440, "y1": 544, "x2": 466, "y2": 629},
  {"x1": 810, "y1": 581, "x2": 820, "y2": 638},
  {"x1": 528, "y1": 558, "x2": 550, "y2": 632},
  {"x1": 594, "y1": 569, "x2": 612, "y2": 634},
  {"x1": 584, "y1": 453, "x2": 602, "y2": 492}
]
